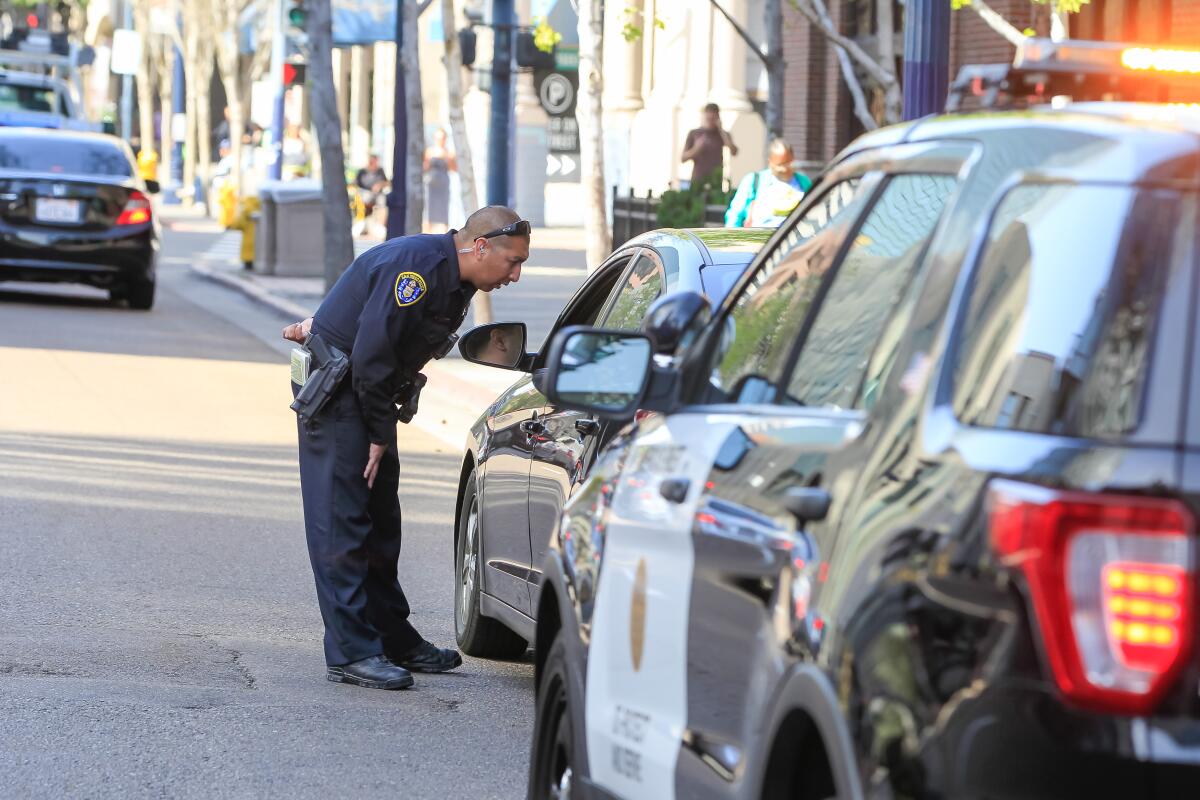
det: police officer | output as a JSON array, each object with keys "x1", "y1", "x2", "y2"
[{"x1": 283, "y1": 206, "x2": 530, "y2": 690}]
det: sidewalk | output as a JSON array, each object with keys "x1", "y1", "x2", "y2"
[{"x1": 160, "y1": 205, "x2": 589, "y2": 451}]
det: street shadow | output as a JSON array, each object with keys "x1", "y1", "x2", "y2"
[
  {"x1": 0, "y1": 274, "x2": 284, "y2": 364},
  {"x1": 0, "y1": 284, "x2": 118, "y2": 309},
  {"x1": 0, "y1": 429, "x2": 464, "y2": 525}
]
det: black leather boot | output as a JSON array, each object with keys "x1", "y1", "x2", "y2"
[
  {"x1": 326, "y1": 655, "x2": 414, "y2": 689},
  {"x1": 392, "y1": 641, "x2": 463, "y2": 673}
]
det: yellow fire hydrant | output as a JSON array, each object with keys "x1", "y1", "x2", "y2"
[
  {"x1": 227, "y1": 195, "x2": 261, "y2": 270},
  {"x1": 137, "y1": 149, "x2": 158, "y2": 183},
  {"x1": 217, "y1": 182, "x2": 238, "y2": 228}
]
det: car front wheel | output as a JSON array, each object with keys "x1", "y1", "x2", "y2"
[
  {"x1": 528, "y1": 634, "x2": 578, "y2": 800},
  {"x1": 455, "y1": 468, "x2": 528, "y2": 659}
]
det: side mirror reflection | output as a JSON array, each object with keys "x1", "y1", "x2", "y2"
[
  {"x1": 547, "y1": 327, "x2": 653, "y2": 416},
  {"x1": 459, "y1": 321, "x2": 529, "y2": 370}
]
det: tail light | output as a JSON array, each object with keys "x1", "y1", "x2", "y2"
[
  {"x1": 989, "y1": 479, "x2": 1194, "y2": 714},
  {"x1": 116, "y1": 190, "x2": 152, "y2": 226}
]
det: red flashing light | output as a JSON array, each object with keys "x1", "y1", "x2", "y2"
[{"x1": 26, "y1": 13, "x2": 38, "y2": 27}]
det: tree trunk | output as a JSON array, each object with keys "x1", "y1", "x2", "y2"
[
  {"x1": 182, "y1": 16, "x2": 200, "y2": 207},
  {"x1": 196, "y1": 48, "x2": 214, "y2": 211},
  {"x1": 442, "y1": 0, "x2": 491, "y2": 324},
  {"x1": 876, "y1": 0, "x2": 899, "y2": 123},
  {"x1": 401, "y1": 0, "x2": 425, "y2": 234},
  {"x1": 577, "y1": 0, "x2": 610, "y2": 270},
  {"x1": 214, "y1": 11, "x2": 246, "y2": 200},
  {"x1": 306, "y1": 0, "x2": 356, "y2": 289},
  {"x1": 794, "y1": 0, "x2": 901, "y2": 124},
  {"x1": 133, "y1": 0, "x2": 157, "y2": 157},
  {"x1": 1050, "y1": 8, "x2": 1069, "y2": 41},
  {"x1": 764, "y1": 0, "x2": 784, "y2": 138},
  {"x1": 157, "y1": 43, "x2": 174, "y2": 186}
]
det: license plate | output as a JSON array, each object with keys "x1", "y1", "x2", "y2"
[{"x1": 34, "y1": 197, "x2": 82, "y2": 224}]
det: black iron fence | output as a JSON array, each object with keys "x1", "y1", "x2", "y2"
[
  {"x1": 611, "y1": 186, "x2": 728, "y2": 247},
  {"x1": 611, "y1": 161, "x2": 824, "y2": 247}
]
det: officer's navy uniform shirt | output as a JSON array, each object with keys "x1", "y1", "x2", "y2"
[{"x1": 312, "y1": 231, "x2": 473, "y2": 447}]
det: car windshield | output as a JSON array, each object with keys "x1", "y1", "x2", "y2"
[
  {"x1": 0, "y1": 136, "x2": 132, "y2": 177},
  {"x1": 0, "y1": 82, "x2": 63, "y2": 115}
]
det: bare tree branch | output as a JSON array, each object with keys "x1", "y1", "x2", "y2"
[
  {"x1": 418, "y1": 0, "x2": 435, "y2": 15},
  {"x1": 833, "y1": 41, "x2": 877, "y2": 130},
  {"x1": 709, "y1": 0, "x2": 768, "y2": 67},
  {"x1": 964, "y1": 0, "x2": 1027, "y2": 47},
  {"x1": 790, "y1": 0, "x2": 895, "y2": 88}
]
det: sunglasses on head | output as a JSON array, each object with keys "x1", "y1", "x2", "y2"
[{"x1": 478, "y1": 220, "x2": 531, "y2": 240}]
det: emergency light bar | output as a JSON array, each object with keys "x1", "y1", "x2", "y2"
[{"x1": 947, "y1": 38, "x2": 1200, "y2": 111}]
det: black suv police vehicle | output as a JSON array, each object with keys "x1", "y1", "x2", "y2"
[{"x1": 519, "y1": 39, "x2": 1200, "y2": 800}]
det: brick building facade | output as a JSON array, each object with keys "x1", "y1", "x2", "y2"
[{"x1": 782, "y1": 0, "x2": 1200, "y2": 166}]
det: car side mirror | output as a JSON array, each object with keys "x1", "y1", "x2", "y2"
[
  {"x1": 544, "y1": 326, "x2": 654, "y2": 417},
  {"x1": 458, "y1": 321, "x2": 532, "y2": 371},
  {"x1": 641, "y1": 291, "x2": 712, "y2": 355},
  {"x1": 144, "y1": 179, "x2": 161, "y2": 194}
]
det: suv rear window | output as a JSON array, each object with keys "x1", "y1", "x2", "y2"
[
  {"x1": 0, "y1": 136, "x2": 131, "y2": 177},
  {"x1": 951, "y1": 182, "x2": 1195, "y2": 439}
]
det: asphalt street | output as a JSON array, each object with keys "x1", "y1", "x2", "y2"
[{"x1": 0, "y1": 226, "x2": 534, "y2": 798}]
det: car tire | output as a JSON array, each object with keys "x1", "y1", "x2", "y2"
[
  {"x1": 528, "y1": 634, "x2": 580, "y2": 800},
  {"x1": 126, "y1": 278, "x2": 155, "y2": 311},
  {"x1": 455, "y1": 470, "x2": 528, "y2": 659}
]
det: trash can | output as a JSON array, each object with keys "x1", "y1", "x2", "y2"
[
  {"x1": 271, "y1": 179, "x2": 325, "y2": 278},
  {"x1": 256, "y1": 181, "x2": 280, "y2": 275}
]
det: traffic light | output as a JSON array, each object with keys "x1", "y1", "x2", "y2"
[
  {"x1": 515, "y1": 31, "x2": 555, "y2": 70},
  {"x1": 283, "y1": 62, "x2": 306, "y2": 88},
  {"x1": 458, "y1": 28, "x2": 476, "y2": 68},
  {"x1": 286, "y1": 0, "x2": 306, "y2": 32}
]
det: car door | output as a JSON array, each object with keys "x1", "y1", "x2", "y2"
[
  {"x1": 479, "y1": 251, "x2": 635, "y2": 617},
  {"x1": 528, "y1": 249, "x2": 673, "y2": 609},
  {"x1": 678, "y1": 169, "x2": 962, "y2": 798},
  {"x1": 580, "y1": 147, "x2": 967, "y2": 800},
  {"x1": 581, "y1": 167, "x2": 884, "y2": 800}
]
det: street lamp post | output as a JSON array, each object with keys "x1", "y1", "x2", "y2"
[
  {"x1": 164, "y1": 42, "x2": 185, "y2": 204},
  {"x1": 268, "y1": 0, "x2": 287, "y2": 181},
  {"x1": 487, "y1": 0, "x2": 514, "y2": 207},
  {"x1": 119, "y1": 0, "x2": 133, "y2": 139},
  {"x1": 902, "y1": 0, "x2": 951, "y2": 120},
  {"x1": 385, "y1": 0, "x2": 407, "y2": 240}
]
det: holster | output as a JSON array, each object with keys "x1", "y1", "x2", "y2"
[
  {"x1": 289, "y1": 333, "x2": 351, "y2": 427},
  {"x1": 394, "y1": 372, "x2": 427, "y2": 424}
]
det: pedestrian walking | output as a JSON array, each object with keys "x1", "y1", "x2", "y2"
[
  {"x1": 680, "y1": 102, "x2": 738, "y2": 189},
  {"x1": 423, "y1": 128, "x2": 456, "y2": 233},
  {"x1": 282, "y1": 206, "x2": 530, "y2": 690},
  {"x1": 725, "y1": 139, "x2": 813, "y2": 228}
]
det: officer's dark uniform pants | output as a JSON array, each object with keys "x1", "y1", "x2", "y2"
[{"x1": 294, "y1": 381, "x2": 424, "y2": 666}]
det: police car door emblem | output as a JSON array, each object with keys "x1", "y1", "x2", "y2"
[
  {"x1": 394, "y1": 272, "x2": 427, "y2": 307},
  {"x1": 630, "y1": 558, "x2": 647, "y2": 671}
]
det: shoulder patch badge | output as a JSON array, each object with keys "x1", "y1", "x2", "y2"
[{"x1": 394, "y1": 271, "x2": 427, "y2": 307}]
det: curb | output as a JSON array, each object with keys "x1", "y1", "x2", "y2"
[{"x1": 188, "y1": 259, "x2": 314, "y2": 321}]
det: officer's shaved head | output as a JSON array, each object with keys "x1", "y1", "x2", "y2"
[
  {"x1": 462, "y1": 206, "x2": 526, "y2": 244},
  {"x1": 455, "y1": 206, "x2": 530, "y2": 293}
]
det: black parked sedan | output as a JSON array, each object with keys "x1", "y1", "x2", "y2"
[
  {"x1": 0, "y1": 128, "x2": 159, "y2": 309},
  {"x1": 451, "y1": 228, "x2": 771, "y2": 658}
]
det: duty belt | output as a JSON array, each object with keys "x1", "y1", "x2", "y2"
[{"x1": 289, "y1": 332, "x2": 351, "y2": 427}]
